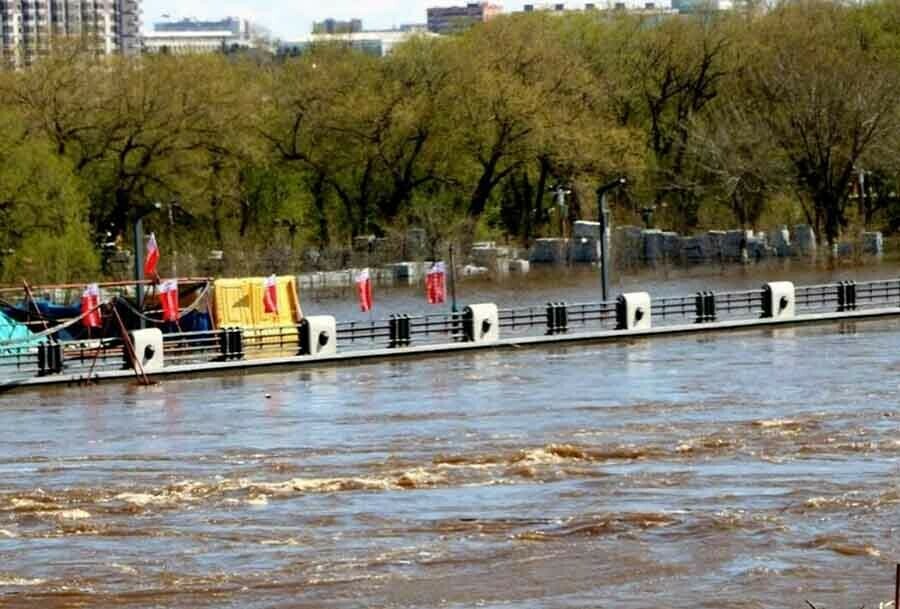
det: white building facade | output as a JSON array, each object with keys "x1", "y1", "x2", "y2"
[{"x1": 142, "y1": 17, "x2": 261, "y2": 55}]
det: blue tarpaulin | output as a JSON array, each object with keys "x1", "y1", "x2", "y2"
[{"x1": 0, "y1": 310, "x2": 34, "y2": 351}]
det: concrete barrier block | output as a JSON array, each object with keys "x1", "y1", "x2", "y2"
[
  {"x1": 508, "y1": 259, "x2": 530, "y2": 274},
  {"x1": 862, "y1": 232, "x2": 884, "y2": 256},
  {"x1": 616, "y1": 292, "x2": 652, "y2": 330},
  {"x1": 769, "y1": 226, "x2": 791, "y2": 257},
  {"x1": 573, "y1": 221, "x2": 603, "y2": 240},
  {"x1": 763, "y1": 282, "x2": 795, "y2": 319},
  {"x1": 642, "y1": 229, "x2": 664, "y2": 264},
  {"x1": 662, "y1": 232, "x2": 682, "y2": 260},
  {"x1": 471, "y1": 246, "x2": 510, "y2": 275},
  {"x1": 462, "y1": 265, "x2": 489, "y2": 277},
  {"x1": 681, "y1": 237, "x2": 705, "y2": 264},
  {"x1": 704, "y1": 231, "x2": 726, "y2": 260},
  {"x1": 301, "y1": 315, "x2": 337, "y2": 356},
  {"x1": 723, "y1": 230, "x2": 752, "y2": 261},
  {"x1": 529, "y1": 238, "x2": 570, "y2": 264},
  {"x1": 463, "y1": 303, "x2": 499, "y2": 343},
  {"x1": 387, "y1": 262, "x2": 421, "y2": 285},
  {"x1": 792, "y1": 225, "x2": 817, "y2": 257},
  {"x1": 613, "y1": 226, "x2": 642, "y2": 267},
  {"x1": 571, "y1": 237, "x2": 600, "y2": 263},
  {"x1": 746, "y1": 237, "x2": 771, "y2": 261},
  {"x1": 129, "y1": 328, "x2": 164, "y2": 372}
]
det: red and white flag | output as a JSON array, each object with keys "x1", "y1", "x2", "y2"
[
  {"x1": 426, "y1": 262, "x2": 446, "y2": 305},
  {"x1": 81, "y1": 283, "x2": 102, "y2": 329},
  {"x1": 263, "y1": 274, "x2": 278, "y2": 314},
  {"x1": 355, "y1": 268, "x2": 373, "y2": 313},
  {"x1": 144, "y1": 232, "x2": 160, "y2": 278},
  {"x1": 160, "y1": 279, "x2": 179, "y2": 322}
]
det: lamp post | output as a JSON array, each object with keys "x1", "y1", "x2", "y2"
[
  {"x1": 448, "y1": 243, "x2": 458, "y2": 314},
  {"x1": 596, "y1": 177, "x2": 627, "y2": 301},
  {"x1": 133, "y1": 202, "x2": 162, "y2": 329},
  {"x1": 549, "y1": 184, "x2": 572, "y2": 239}
]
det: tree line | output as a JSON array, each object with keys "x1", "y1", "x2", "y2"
[{"x1": 2, "y1": 0, "x2": 900, "y2": 284}]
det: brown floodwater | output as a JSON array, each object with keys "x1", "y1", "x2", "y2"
[{"x1": 1, "y1": 262, "x2": 900, "y2": 608}]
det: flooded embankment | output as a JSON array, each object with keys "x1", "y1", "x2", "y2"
[{"x1": 1, "y1": 263, "x2": 899, "y2": 608}]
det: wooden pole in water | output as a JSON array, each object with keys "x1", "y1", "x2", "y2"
[
  {"x1": 894, "y1": 563, "x2": 898, "y2": 609},
  {"x1": 112, "y1": 306, "x2": 151, "y2": 386},
  {"x1": 21, "y1": 280, "x2": 51, "y2": 334}
]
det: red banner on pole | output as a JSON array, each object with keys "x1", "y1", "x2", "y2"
[
  {"x1": 426, "y1": 262, "x2": 446, "y2": 305},
  {"x1": 355, "y1": 269, "x2": 373, "y2": 312},
  {"x1": 81, "y1": 284, "x2": 102, "y2": 329},
  {"x1": 160, "y1": 279, "x2": 179, "y2": 322},
  {"x1": 144, "y1": 232, "x2": 160, "y2": 278},
  {"x1": 263, "y1": 275, "x2": 278, "y2": 314}
]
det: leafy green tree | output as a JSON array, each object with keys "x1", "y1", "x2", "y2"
[
  {"x1": 0, "y1": 112, "x2": 97, "y2": 283},
  {"x1": 741, "y1": 2, "x2": 900, "y2": 245}
]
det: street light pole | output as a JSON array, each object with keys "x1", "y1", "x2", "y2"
[
  {"x1": 448, "y1": 243, "x2": 458, "y2": 314},
  {"x1": 133, "y1": 203, "x2": 162, "y2": 330},
  {"x1": 596, "y1": 178, "x2": 627, "y2": 302},
  {"x1": 134, "y1": 216, "x2": 145, "y2": 329}
]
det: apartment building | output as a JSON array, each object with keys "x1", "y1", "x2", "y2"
[
  {"x1": 0, "y1": 0, "x2": 141, "y2": 66},
  {"x1": 426, "y1": 3, "x2": 502, "y2": 34},
  {"x1": 312, "y1": 18, "x2": 363, "y2": 34}
]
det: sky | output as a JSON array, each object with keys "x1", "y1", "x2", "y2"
[{"x1": 141, "y1": 1, "x2": 529, "y2": 39}]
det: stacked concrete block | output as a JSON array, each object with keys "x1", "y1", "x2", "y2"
[
  {"x1": 723, "y1": 230, "x2": 753, "y2": 262},
  {"x1": 862, "y1": 232, "x2": 884, "y2": 257},
  {"x1": 642, "y1": 229, "x2": 665, "y2": 265},
  {"x1": 508, "y1": 259, "x2": 530, "y2": 274},
  {"x1": 792, "y1": 225, "x2": 817, "y2": 257},
  {"x1": 769, "y1": 226, "x2": 791, "y2": 257},
  {"x1": 471, "y1": 245, "x2": 511, "y2": 276},
  {"x1": 571, "y1": 239, "x2": 600, "y2": 263},
  {"x1": 613, "y1": 226, "x2": 642, "y2": 268},
  {"x1": 680, "y1": 236, "x2": 706, "y2": 264},
  {"x1": 462, "y1": 265, "x2": 489, "y2": 277},
  {"x1": 386, "y1": 262, "x2": 422, "y2": 285},
  {"x1": 573, "y1": 221, "x2": 603, "y2": 240},
  {"x1": 571, "y1": 221, "x2": 603, "y2": 264},
  {"x1": 747, "y1": 232, "x2": 773, "y2": 261},
  {"x1": 835, "y1": 242, "x2": 855, "y2": 258},
  {"x1": 703, "y1": 231, "x2": 727, "y2": 261},
  {"x1": 529, "y1": 238, "x2": 570, "y2": 264},
  {"x1": 662, "y1": 232, "x2": 682, "y2": 261}
]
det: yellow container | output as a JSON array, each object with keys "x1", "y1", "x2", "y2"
[{"x1": 212, "y1": 277, "x2": 303, "y2": 359}]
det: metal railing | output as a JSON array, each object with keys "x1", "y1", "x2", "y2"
[
  {"x1": 499, "y1": 301, "x2": 618, "y2": 335},
  {"x1": 2, "y1": 278, "x2": 899, "y2": 385},
  {"x1": 336, "y1": 312, "x2": 465, "y2": 349}
]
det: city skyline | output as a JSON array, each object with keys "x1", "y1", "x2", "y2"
[{"x1": 142, "y1": 0, "x2": 532, "y2": 38}]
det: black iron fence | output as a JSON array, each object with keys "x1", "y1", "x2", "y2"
[{"x1": 3, "y1": 278, "x2": 900, "y2": 384}]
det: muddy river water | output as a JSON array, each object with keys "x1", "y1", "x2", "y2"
[{"x1": 1, "y1": 263, "x2": 900, "y2": 608}]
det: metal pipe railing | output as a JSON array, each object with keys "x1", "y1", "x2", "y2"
[{"x1": 1, "y1": 278, "x2": 898, "y2": 383}]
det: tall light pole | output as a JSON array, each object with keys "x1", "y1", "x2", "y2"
[
  {"x1": 596, "y1": 177, "x2": 627, "y2": 301},
  {"x1": 133, "y1": 202, "x2": 162, "y2": 329},
  {"x1": 549, "y1": 184, "x2": 572, "y2": 239}
]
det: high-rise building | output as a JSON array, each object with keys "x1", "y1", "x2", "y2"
[
  {"x1": 426, "y1": 3, "x2": 502, "y2": 34},
  {"x1": 0, "y1": 0, "x2": 141, "y2": 66},
  {"x1": 312, "y1": 18, "x2": 363, "y2": 34}
]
